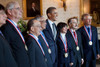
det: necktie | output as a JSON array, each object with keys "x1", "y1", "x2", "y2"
[
  {"x1": 87, "y1": 27, "x2": 90, "y2": 35},
  {"x1": 52, "y1": 23, "x2": 57, "y2": 40},
  {"x1": 73, "y1": 31, "x2": 76, "y2": 39}
]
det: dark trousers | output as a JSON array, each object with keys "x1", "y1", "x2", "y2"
[{"x1": 82, "y1": 60, "x2": 96, "y2": 67}]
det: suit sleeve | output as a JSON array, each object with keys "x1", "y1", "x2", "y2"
[
  {"x1": 95, "y1": 28, "x2": 100, "y2": 54},
  {"x1": 26, "y1": 40, "x2": 35, "y2": 67},
  {"x1": 0, "y1": 41, "x2": 5, "y2": 67}
]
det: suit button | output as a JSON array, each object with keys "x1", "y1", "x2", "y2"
[{"x1": 45, "y1": 58, "x2": 47, "y2": 62}]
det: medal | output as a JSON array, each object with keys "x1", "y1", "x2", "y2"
[
  {"x1": 48, "y1": 48, "x2": 51, "y2": 54},
  {"x1": 89, "y1": 41, "x2": 92, "y2": 45},
  {"x1": 76, "y1": 46, "x2": 79, "y2": 51},
  {"x1": 64, "y1": 53, "x2": 68, "y2": 58}
]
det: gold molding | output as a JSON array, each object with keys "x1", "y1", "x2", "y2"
[{"x1": 22, "y1": 0, "x2": 43, "y2": 20}]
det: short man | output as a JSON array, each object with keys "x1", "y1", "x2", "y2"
[
  {"x1": 1, "y1": 1, "x2": 30, "y2": 67},
  {"x1": 0, "y1": 4, "x2": 18, "y2": 67},
  {"x1": 26, "y1": 18, "x2": 47, "y2": 67},
  {"x1": 66, "y1": 17, "x2": 84, "y2": 67},
  {"x1": 43, "y1": 7, "x2": 58, "y2": 67},
  {"x1": 36, "y1": 16, "x2": 53, "y2": 67},
  {"x1": 78, "y1": 14, "x2": 100, "y2": 67}
]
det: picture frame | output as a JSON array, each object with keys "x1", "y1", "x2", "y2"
[
  {"x1": 80, "y1": 0, "x2": 100, "y2": 27},
  {"x1": 23, "y1": 0, "x2": 43, "y2": 20}
]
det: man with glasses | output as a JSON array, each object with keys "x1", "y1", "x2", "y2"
[
  {"x1": 26, "y1": 18, "x2": 47, "y2": 67},
  {"x1": 78, "y1": 14, "x2": 100, "y2": 67},
  {"x1": 1, "y1": 1, "x2": 30, "y2": 67},
  {"x1": 67, "y1": 17, "x2": 84, "y2": 67},
  {"x1": 0, "y1": 4, "x2": 18, "y2": 67}
]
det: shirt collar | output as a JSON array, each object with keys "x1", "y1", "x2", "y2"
[
  {"x1": 8, "y1": 19, "x2": 17, "y2": 27},
  {"x1": 85, "y1": 25, "x2": 90, "y2": 28},
  {"x1": 48, "y1": 19, "x2": 54, "y2": 25}
]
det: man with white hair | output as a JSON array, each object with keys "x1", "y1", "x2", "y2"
[{"x1": 1, "y1": 1, "x2": 30, "y2": 67}]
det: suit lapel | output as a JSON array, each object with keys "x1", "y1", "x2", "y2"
[
  {"x1": 82, "y1": 27, "x2": 90, "y2": 40},
  {"x1": 46, "y1": 20, "x2": 54, "y2": 40}
]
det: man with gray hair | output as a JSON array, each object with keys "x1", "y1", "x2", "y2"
[
  {"x1": 1, "y1": 1, "x2": 30, "y2": 67},
  {"x1": 78, "y1": 13, "x2": 100, "y2": 67}
]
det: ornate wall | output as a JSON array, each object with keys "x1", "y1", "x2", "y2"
[{"x1": 0, "y1": 0, "x2": 80, "y2": 24}]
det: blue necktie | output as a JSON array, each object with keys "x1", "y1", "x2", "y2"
[{"x1": 87, "y1": 27, "x2": 90, "y2": 35}]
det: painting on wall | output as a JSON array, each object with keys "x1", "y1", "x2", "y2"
[
  {"x1": 81, "y1": 0, "x2": 100, "y2": 27},
  {"x1": 23, "y1": 0, "x2": 42, "y2": 19}
]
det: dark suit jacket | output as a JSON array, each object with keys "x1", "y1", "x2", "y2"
[
  {"x1": 0, "y1": 34, "x2": 18, "y2": 67},
  {"x1": 39, "y1": 35, "x2": 53, "y2": 67},
  {"x1": 56, "y1": 35, "x2": 74, "y2": 67},
  {"x1": 66, "y1": 30, "x2": 83, "y2": 64},
  {"x1": 1, "y1": 20, "x2": 30, "y2": 67},
  {"x1": 43, "y1": 19, "x2": 58, "y2": 66},
  {"x1": 27, "y1": 8, "x2": 40, "y2": 17},
  {"x1": 78, "y1": 26, "x2": 100, "y2": 61},
  {"x1": 26, "y1": 35, "x2": 47, "y2": 67}
]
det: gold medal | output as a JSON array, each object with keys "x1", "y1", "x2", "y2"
[
  {"x1": 64, "y1": 53, "x2": 68, "y2": 58},
  {"x1": 76, "y1": 46, "x2": 79, "y2": 51},
  {"x1": 48, "y1": 48, "x2": 51, "y2": 54},
  {"x1": 89, "y1": 41, "x2": 92, "y2": 45}
]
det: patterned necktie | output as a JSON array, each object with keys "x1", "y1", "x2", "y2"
[{"x1": 52, "y1": 23, "x2": 57, "y2": 40}]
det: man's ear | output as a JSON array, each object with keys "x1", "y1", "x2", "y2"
[
  {"x1": 47, "y1": 13, "x2": 51, "y2": 17},
  {"x1": 31, "y1": 26, "x2": 34, "y2": 32},
  {"x1": 7, "y1": 9, "x2": 12, "y2": 15}
]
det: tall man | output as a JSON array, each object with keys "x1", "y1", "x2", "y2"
[
  {"x1": 43, "y1": 7, "x2": 58, "y2": 67},
  {"x1": 78, "y1": 14, "x2": 100, "y2": 67},
  {"x1": 26, "y1": 18, "x2": 47, "y2": 67},
  {"x1": 67, "y1": 17, "x2": 84, "y2": 67},
  {"x1": 0, "y1": 4, "x2": 18, "y2": 67},
  {"x1": 1, "y1": 1, "x2": 30, "y2": 67}
]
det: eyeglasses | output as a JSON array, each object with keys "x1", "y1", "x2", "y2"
[
  {"x1": 40, "y1": 20, "x2": 46, "y2": 23},
  {"x1": 84, "y1": 16, "x2": 92, "y2": 20},
  {"x1": 13, "y1": 7, "x2": 22, "y2": 10}
]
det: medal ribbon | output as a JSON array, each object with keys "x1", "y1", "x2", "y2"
[
  {"x1": 29, "y1": 34, "x2": 45, "y2": 56},
  {"x1": 40, "y1": 32, "x2": 50, "y2": 49},
  {"x1": 60, "y1": 36, "x2": 68, "y2": 53},
  {"x1": 84, "y1": 26, "x2": 92, "y2": 41},
  {"x1": 7, "y1": 19, "x2": 25, "y2": 44},
  {"x1": 69, "y1": 29, "x2": 78, "y2": 46}
]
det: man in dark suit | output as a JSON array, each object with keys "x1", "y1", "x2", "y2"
[
  {"x1": 43, "y1": 7, "x2": 58, "y2": 67},
  {"x1": 35, "y1": 16, "x2": 53, "y2": 67},
  {"x1": 27, "y1": 2, "x2": 40, "y2": 17},
  {"x1": 78, "y1": 14, "x2": 100, "y2": 67},
  {"x1": 1, "y1": 1, "x2": 30, "y2": 67},
  {"x1": 67, "y1": 17, "x2": 84, "y2": 67},
  {"x1": 26, "y1": 18, "x2": 47, "y2": 67},
  {"x1": 0, "y1": 4, "x2": 18, "y2": 67}
]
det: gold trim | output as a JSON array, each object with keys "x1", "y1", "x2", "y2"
[{"x1": 22, "y1": 0, "x2": 43, "y2": 20}]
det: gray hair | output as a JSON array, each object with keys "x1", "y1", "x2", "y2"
[{"x1": 6, "y1": 1, "x2": 18, "y2": 10}]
